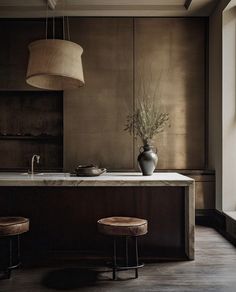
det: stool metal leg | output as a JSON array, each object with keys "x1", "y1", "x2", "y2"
[
  {"x1": 17, "y1": 235, "x2": 21, "y2": 266},
  {"x1": 125, "y1": 236, "x2": 129, "y2": 267},
  {"x1": 9, "y1": 237, "x2": 13, "y2": 268},
  {"x1": 135, "y1": 237, "x2": 138, "y2": 278},
  {"x1": 7, "y1": 237, "x2": 13, "y2": 279},
  {"x1": 109, "y1": 235, "x2": 143, "y2": 281},
  {"x1": 113, "y1": 237, "x2": 117, "y2": 280},
  {"x1": 3, "y1": 235, "x2": 21, "y2": 279}
]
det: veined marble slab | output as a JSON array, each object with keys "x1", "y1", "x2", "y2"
[{"x1": 0, "y1": 172, "x2": 193, "y2": 187}]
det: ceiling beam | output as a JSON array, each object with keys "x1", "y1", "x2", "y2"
[
  {"x1": 184, "y1": 0, "x2": 192, "y2": 9},
  {"x1": 47, "y1": 0, "x2": 58, "y2": 10},
  {"x1": 0, "y1": 0, "x2": 220, "y2": 17}
]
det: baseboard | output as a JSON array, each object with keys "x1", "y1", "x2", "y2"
[
  {"x1": 224, "y1": 212, "x2": 236, "y2": 244},
  {"x1": 196, "y1": 209, "x2": 225, "y2": 228},
  {"x1": 196, "y1": 209, "x2": 236, "y2": 246}
]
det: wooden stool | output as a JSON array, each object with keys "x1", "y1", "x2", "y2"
[
  {"x1": 0, "y1": 217, "x2": 29, "y2": 279},
  {"x1": 97, "y1": 216, "x2": 148, "y2": 280}
]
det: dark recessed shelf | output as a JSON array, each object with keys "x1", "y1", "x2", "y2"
[
  {"x1": 0, "y1": 135, "x2": 62, "y2": 141},
  {"x1": 0, "y1": 90, "x2": 63, "y2": 170}
]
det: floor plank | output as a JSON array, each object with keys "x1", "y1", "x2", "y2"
[{"x1": 0, "y1": 226, "x2": 236, "y2": 292}]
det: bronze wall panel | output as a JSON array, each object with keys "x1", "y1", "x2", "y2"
[
  {"x1": 64, "y1": 18, "x2": 134, "y2": 171},
  {"x1": 195, "y1": 181, "x2": 215, "y2": 209},
  {"x1": 134, "y1": 18, "x2": 206, "y2": 170},
  {"x1": 189, "y1": 174, "x2": 215, "y2": 209},
  {"x1": 64, "y1": 18, "x2": 206, "y2": 171}
]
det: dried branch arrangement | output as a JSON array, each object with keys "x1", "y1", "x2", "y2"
[{"x1": 125, "y1": 98, "x2": 169, "y2": 146}]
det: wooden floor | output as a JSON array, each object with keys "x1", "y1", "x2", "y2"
[{"x1": 0, "y1": 226, "x2": 236, "y2": 292}]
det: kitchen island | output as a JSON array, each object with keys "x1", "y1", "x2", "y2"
[{"x1": 0, "y1": 172, "x2": 195, "y2": 260}]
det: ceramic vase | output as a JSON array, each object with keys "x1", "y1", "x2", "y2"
[{"x1": 137, "y1": 144, "x2": 158, "y2": 176}]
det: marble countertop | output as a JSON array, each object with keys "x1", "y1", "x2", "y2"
[{"x1": 0, "y1": 172, "x2": 194, "y2": 187}]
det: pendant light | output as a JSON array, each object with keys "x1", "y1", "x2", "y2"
[{"x1": 26, "y1": 2, "x2": 84, "y2": 90}]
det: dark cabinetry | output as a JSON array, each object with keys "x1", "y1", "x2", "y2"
[
  {"x1": 0, "y1": 19, "x2": 62, "y2": 90},
  {"x1": 0, "y1": 91, "x2": 63, "y2": 171},
  {"x1": 0, "y1": 186, "x2": 186, "y2": 259},
  {"x1": 0, "y1": 19, "x2": 63, "y2": 171},
  {"x1": 0, "y1": 20, "x2": 45, "y2": 90}
]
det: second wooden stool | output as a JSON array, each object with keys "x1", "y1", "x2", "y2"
[{"x1": 97, "y1": 216, "x2": 148, "y2": 280}]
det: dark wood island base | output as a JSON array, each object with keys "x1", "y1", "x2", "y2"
[{"x1": 0, "y1": 172, "x2": 195, "y2": 263}]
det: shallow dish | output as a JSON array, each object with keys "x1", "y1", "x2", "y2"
[{"x1": 74, "y1": 164, "x2": 106, "y2": 177}]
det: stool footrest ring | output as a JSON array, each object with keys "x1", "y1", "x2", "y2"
[
  {"x1": 8, "y1": 262, "x2": 21, "y2": 270},
  {"x1": 114, "y1": 263, "x2": 144, "y2": 271}
]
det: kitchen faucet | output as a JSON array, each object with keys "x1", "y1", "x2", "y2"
[{"x1": 31, "y1": 155, "x2": 40, "y2": 175}]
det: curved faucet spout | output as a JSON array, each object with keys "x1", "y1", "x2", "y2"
[{"x1": 31, "y1": 155, "x2": 40, "y2": 175}]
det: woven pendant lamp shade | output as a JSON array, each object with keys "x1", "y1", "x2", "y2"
[{"x1": 26, "y1": 39, "x2": 84, "y2": 90}]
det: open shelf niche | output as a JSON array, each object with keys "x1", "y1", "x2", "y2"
[{"x1": 0, "y1": 91, "x2": 63, "y2": 172}]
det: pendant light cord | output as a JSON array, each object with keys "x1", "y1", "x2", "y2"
[
  {"x1": 65, "y1": 0, "x2": 70, "y2": 41},
  {"x1": 53, "y1": 15, "x2": 55, "y2": 39},
  {"x1": 45, "y1": 0, "x2": 70, "y2": 41},
  {"x1": 63, "y1": 16, "x2": 65, "y2": 40},
  {"x1": 67, "y1": 16, "x2": 70, "y2": 41},
  {"x1": 45, "y1": 2, "x2": 48, "y2": 39}
]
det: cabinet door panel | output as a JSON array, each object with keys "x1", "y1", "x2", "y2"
[
  {"x1": 64, "y1": 18, "x2": 134, "y2": 171},
  {"x1": 134, "y1": 18, "x2": 206, "y2": 169}
]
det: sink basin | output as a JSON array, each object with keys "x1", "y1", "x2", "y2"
[
  {"x1": 20, "y1": 172, "x2": 45, "y2": 176},
  {"x1": 19, "y1": 173, "x2": 69, "y2": 178}
]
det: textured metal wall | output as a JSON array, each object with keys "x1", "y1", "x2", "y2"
[{"x1": 64, "y1": 18, "x2": 206, "y2": 171}]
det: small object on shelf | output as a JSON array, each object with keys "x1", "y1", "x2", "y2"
[{"x1": 74, "y1": 164, "x2": 106, "y2": 177}]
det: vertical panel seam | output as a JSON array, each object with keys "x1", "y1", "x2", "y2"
[
  {"x1": 133, "y1": 17, "x2": 136, "y2": 170},
  {"x1": 205, "y1": 19, "x2": 209, "y2": 170}
]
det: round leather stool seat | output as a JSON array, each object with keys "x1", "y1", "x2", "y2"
[
  {"x1": 0, "y1": 217, "x2": 29, "y2": 237},
  {"x1": 97, "y1": 216, "x2": 148, "y2": 237}
]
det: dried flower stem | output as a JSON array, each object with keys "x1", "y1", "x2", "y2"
[{"x1": 124, "y1": 98, "x2": 169, "y2": 145}]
